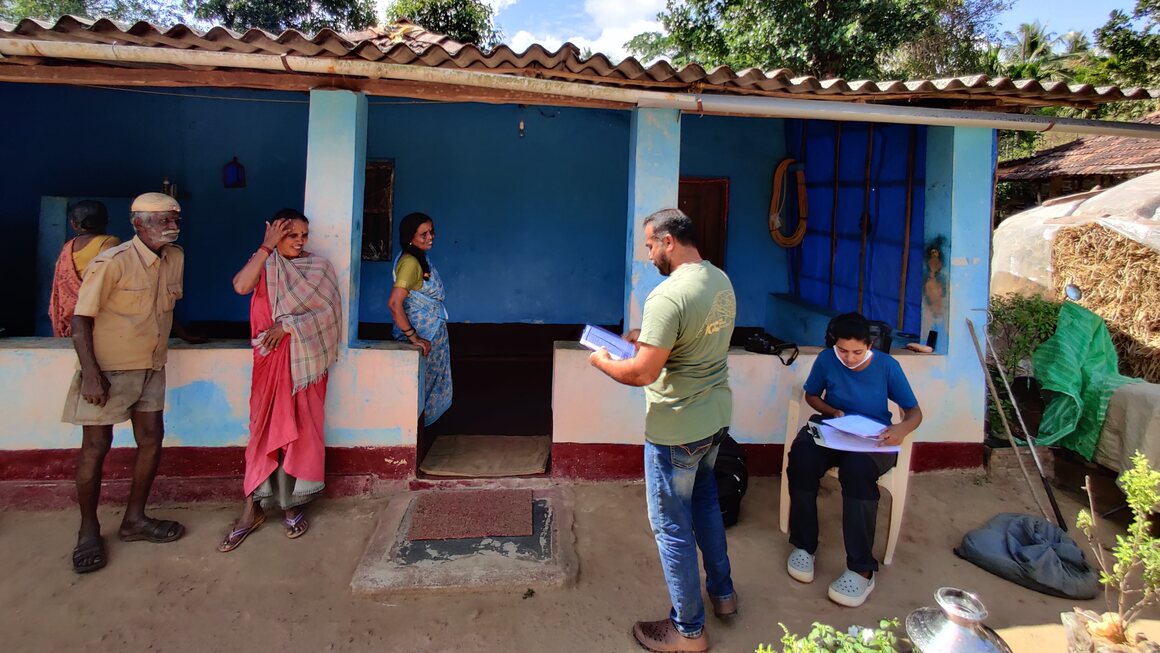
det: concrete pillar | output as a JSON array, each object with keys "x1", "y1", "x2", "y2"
[
  {"x1": 624, "y1": 108, "x2": 682, "y2": 329},
  {"x1": 303, "y1": 89, "x2": 368, "y2": 346},
  {"x1": 923, "y1": 126, "x2": 995, "y2": 437}
]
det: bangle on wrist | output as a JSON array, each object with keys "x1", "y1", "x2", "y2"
[{"x1": 258, "y1": 245, "x2": 273, "y2": 255}]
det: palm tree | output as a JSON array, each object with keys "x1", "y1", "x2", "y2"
[
  {"x1": 1059, "y1": 30, "x2": 1092, "y2": 56},
  {"x1": 1002, "y1": 21, "x2": 1058, "y2": 67},
  {"x1": 998, "y1": 21, "x2": 1093, "y2": 82}
]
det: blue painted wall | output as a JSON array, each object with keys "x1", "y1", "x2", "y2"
[
  {"x1": 3, "y1": 84, "x2": 918, "y2": 337},
  {"x1": 360, "y1": 102, "x2": 631, "y2": 325},
  {"x1": 680, "y1": 115, "x2": 789, "y2": 327},
  {"x1": 0, "y1": 83, "x2": 309, "y2": 335}
]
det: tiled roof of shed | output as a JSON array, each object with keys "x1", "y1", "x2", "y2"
[
  {"x1": 998, "y1": 113, "x2": 1160, "y2": 180},
  {"x1": 1, "y1": 15, "x2": 1158, "y2": 109}
]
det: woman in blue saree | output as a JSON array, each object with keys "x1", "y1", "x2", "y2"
[{"x1": 388, "y1": 212, "x2": 452, "y2": 426}]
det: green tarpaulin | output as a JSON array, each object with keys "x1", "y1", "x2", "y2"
[{"x1": 1032, "y1": 302, "x2": 1138, "y2": 459}]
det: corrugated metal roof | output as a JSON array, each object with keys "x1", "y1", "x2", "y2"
[
  {"x1": 1, "y1": 15, "x2": 1158, "y2": 108},
  {"x1": 998, "y1": 113, "x2": 1160, "y2": 180}
]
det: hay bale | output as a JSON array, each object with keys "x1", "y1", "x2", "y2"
[{"x1": 1052, "y1": 224, "x2": 1160, "y2": 383}]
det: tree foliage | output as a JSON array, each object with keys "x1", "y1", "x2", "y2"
[
  {"x1": 885, "y1": 0, "x2": 1010, "y2": 78},
  {"x1": 1095, "y1": 0, "x2": 1160, "y2": 87},
  {"x1": 0, "y1": 0, "x2": 182, "y2": 23},
  {"x1": 624, "y1": 0, "x2": 934, "y2": 79},
  {"x1": 187, "y1": 0, "x2": 375, "y2": 34},
  {"x1": 383, "y1": 0, "x2": 501, "y2": 49}
]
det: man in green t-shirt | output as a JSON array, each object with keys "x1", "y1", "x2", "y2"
[{"x1": 590, "y1": 208, "x2": 737, "y2": 653}]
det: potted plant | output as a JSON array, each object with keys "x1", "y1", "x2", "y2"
[
  {"x1": 1067, "y1": 452, "x2": 1160, "y2": 652},
  {"x1": 986, "y1": 293, "x2": 1061, "y2": 442}
]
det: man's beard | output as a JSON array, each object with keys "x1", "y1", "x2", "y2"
[{"x1": 653, "y1": 253, "x2": 672, "y2": 276}]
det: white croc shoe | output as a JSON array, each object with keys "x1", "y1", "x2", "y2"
[
  {"x1": 786, "y1": 548, "x2": 815, "y2": 583},
  {"x1": 827, "y1": 570, "x2": 875, "y2": 607}
]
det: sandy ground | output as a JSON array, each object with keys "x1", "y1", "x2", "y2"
[{"x1": 1, "y1": 472, "x2": 1157, "y2": 652}]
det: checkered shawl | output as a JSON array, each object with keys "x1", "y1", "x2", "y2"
[{"x1": 265, "y1": 251, "x2": 342, "y2": 394}]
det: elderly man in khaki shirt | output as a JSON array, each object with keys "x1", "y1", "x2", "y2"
[{"x1": 63, "y1": 192, "x2": 188, "y2": 574}]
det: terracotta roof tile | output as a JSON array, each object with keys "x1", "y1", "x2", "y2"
[
  {"x1": 1, "y1": 15, "x2": 1157, "y2": 108},
  {"x1": 998, "y1": 113, "x2": 1160, "y2": 180}
]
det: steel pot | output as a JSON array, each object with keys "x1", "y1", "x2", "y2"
[{"x1": 906, "y1": 587, "x2": 1013, "y2": 653}]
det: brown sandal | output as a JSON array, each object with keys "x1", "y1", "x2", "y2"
[
  {"x1": 284, "y1": 511, "x2": 309, "y2": 539},
  {"x1": 632, "y1": 618, "x2": 708, "y2": 653},
  {"x1": 217, "y1": 513, "x2": 266, "y2": 553}
]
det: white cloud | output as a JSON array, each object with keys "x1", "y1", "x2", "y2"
[
  {"x1": 583, "y1": 0, "x2": 664, "y2": 28},
  {"x1": 510, "y1": 29, "x2": 564, "y2": 53},
  {"x1": 507, "y1": 0, "x2": 663, "y2": 60}
]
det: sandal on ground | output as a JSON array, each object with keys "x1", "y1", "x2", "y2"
[
  {"x1": 284, "y1": 511, "x2": 309, "y2": 539},
  {"x1": 787, "y1": 547, "x2": 815, "y2": 583},
  {"x1": 710, "y1": 593, "x2": 737, "y2": 618},
  {"x1": 118, "y1": 518, "x2": 185, "y2": 544},
  {"x1": 632, "y1": 618, "x2": 708, "y2": 653},
  {"x1": 217, "y1": 513, "x2": 267, "y2": 553},
  {"x1": 72, "y1": 535, "x2": 107, "y2": 574},
  {"x1": 828, "y1": 569, "x2": 876, "y2": 607}
]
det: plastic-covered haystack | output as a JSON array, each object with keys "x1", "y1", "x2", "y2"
[
  {"x1": 991, "y1": 171, "x2": 1160, "y2": 298},
  {"x1": 991, "y1": 171, "x2": 1160, "y2": 382},
  {"x1": 1052, "y1": 224, "x2": 1160, "y2": 383}
]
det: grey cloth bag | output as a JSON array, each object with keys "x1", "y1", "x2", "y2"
[{"x1": 954, "y1": 512, "x2": 1100, "y2": 600}]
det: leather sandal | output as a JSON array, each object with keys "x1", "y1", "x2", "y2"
[
  {"x1": 710, "y1": 593, "x2": 737, "y2": 618},
  {"x1": 217, "y1": 513, "x2": 267, "y2": 553},
  {"x1": 632, "y1": 618, "x2": 709, "y2": 652}
]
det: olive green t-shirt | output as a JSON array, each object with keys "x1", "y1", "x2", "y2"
[{"x1": 637, "y1": 260, "x2": 736, "y2": 445}]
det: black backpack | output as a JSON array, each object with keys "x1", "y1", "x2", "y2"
[{"x1": 714, "y1": 435, "x2": 749, "y2": 527}]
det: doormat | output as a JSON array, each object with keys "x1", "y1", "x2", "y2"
[
  {"x1": 418, "y1": 435, "x2": 551, "y2": 478},
  {"x1": 350, "y1": 487, "x2": 578, "y2": 596},
  {"x1": 406, "y1": 488, "x2": 534, "y2": 540}
]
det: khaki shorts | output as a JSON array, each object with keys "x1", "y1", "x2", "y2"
[{"x1": 61, "y1": 368, "x2": 166, "y2": 426}]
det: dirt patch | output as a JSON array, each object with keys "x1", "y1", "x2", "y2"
[{"x1": 1, "y1": 473, "x2": 1158, "y2": 651}]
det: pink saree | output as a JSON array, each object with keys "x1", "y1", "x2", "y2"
[
  {"x1": 242, "y1": 262, "x2": 337, "y2": 498},
  {"x1": 48, "y1": 239, "x2": 83, "y2": 337}
]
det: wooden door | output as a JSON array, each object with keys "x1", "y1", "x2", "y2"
[{"x1": 678, "y1": 177, "x2": 729, "y2": 269}]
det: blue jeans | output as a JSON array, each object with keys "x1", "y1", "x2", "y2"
[{"x1": 645, "y1": 427, "x2": 736, "y2": 637}]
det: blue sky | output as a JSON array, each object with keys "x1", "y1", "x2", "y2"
[
  {"x1": 995, "y1": 0, "x2": 1133, "y2": 38},
  {"x1": 448, "y1": 0, "x2": 1140, "y2": 60}
]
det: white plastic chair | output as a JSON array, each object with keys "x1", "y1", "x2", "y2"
[{"x1": 777, "y1": 389, "x2": 913, "y2": 565}]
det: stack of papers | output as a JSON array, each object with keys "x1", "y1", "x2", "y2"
[
  {"x1": 814, "y1": 415, "x2": 899, "y2": 453},
  {"x1": 580, "y1": 325, "x2": 636, "y2": 361},
  {"x1": 822, "y1": 415, "x2": 887, "y2": 438}
]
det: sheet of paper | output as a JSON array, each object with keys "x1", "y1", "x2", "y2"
[
  {"x1": 816, "y1": 425, "x2": 900, "y2": 453},
  {"x1": 822, "y1": 414, "x2": 888, "y2": 438},
  {"x1": 580, "y1": 324, "x2": 636, "y2": 361}
]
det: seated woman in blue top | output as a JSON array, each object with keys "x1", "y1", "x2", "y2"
[{"x1": 786, "y1": 312, "x2": 923, "y2": 608}]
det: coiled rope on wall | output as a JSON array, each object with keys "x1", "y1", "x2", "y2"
[{"x1": 768, "y1": 157, "x2": 809, "y2": 247}]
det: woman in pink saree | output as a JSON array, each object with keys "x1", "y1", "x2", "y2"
[
  {"x1": 49, "y1": 200, "x2": 120, "y2": 337},
  {"x1": 218, "y1": 209, "x2": 341, "y2": 552}
]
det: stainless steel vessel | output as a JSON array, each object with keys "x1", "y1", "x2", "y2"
[{"x1": 906, "y1": 587, "x2": 1013, "y2": 653}]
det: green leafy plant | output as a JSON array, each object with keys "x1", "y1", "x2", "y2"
[
  {"x1": 983, "y1": 293, "x2": 1060, "y2": 441},
  {"x1": 988, "y1": 293, "x2": 1062, "y2": 377},
  {"x1": 1074, "y1": 452, "x2": 1160, "y2": 646},
  {"x1": 759, "y1": 619, "x2": 903, "y2": 653}
]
